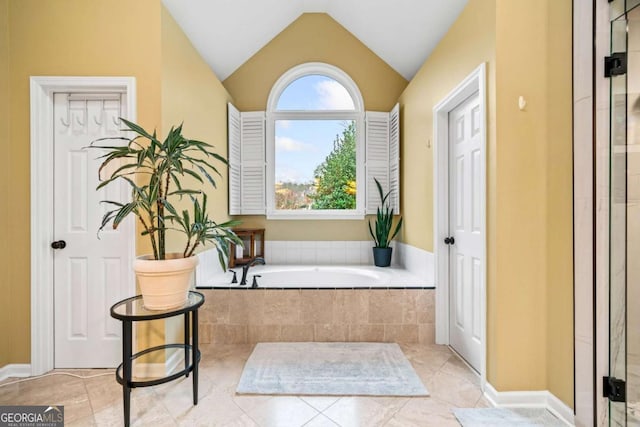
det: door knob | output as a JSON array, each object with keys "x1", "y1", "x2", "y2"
[
  {"x1": 444, "y1": 236, "x2": 455, "y2": 245},
  {"x1": 51, "y1": 240, "x2": 66, "y2": 249}
]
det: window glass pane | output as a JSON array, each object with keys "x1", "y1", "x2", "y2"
[
  {"x1": 275, "y1": 120, "x2": 356, "y2": 210},
  {"x1": 276, "y1": 75, "x2": 355, "y2": 110}
]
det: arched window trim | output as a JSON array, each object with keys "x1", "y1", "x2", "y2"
[
  {"x1": 227, "y1": 64, "x2": 399, "y2": 219},
  {"x1": 265, "y1": 63, "x2": 366, "y2": 219},
  {"x1": 267, "y1": 62, "x2": 364, "y2": 113}
]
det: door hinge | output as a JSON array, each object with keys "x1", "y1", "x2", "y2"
[
  {"x1": 605, "y1": 52, "x2": 627, "y2": 77},
  {"x1": 603, "y1": 376, "x2": 626, "y2": 402}
]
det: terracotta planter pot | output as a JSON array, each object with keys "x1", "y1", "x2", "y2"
[{"x1": 133, "y1": 253, "x2": 199, "y2": 310}]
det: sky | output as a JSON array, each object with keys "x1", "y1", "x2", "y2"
[{"x1": 275, "y1": 75, "x2": 355, "y2": 184}]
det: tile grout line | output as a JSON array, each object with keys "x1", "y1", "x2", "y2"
[
  {"x1": 317, "y1": 397, "x2": 343, "y2": 426},
  {"x1": 1, "y1": 344, "x2": 484, "y2": 426},
  {"x1": 302, "y1": 412, "x2": 340, "y2": 427},
  {"x1": 322, "y1": 410, "x2": 343, "y2": 427},
  {"x1": 79, "y1": 376, "x2": 98, "y2": 426},
  {"x1": 230, "y1": 394, "x2": 271, "y2": 427},
  {"x1": 317, "y1": 396, "x2": 341, "y2": 415},
  {"x1": 153, "y1": 385, "x2": 180, "y2": 426},
  {"x1": 296, "y1": 396, "x2": 323, "y2": 426},
  {"x1": 378, "y1": 397, "x2": 413, "y2": 427}
]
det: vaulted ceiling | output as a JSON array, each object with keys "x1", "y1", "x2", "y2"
[{"x1": 161, "y1": 0, "x2": 469, "y2": 81}]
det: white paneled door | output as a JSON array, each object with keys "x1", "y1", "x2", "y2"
[
  {"x1": 53, "y1": 93, "x2": 133, "y2": 368},
  {"x1": 448, "y1": 91, "x2": 483, "y2": 372}
]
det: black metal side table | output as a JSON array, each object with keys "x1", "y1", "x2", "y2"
[{"x1": 110, "y1": 291, "x2": 204, "y2": 427}]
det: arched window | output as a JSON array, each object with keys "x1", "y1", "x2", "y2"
[
  {"x1": 266, "y1": 63, "x2": 365, "y2": 219},
  {"x1": 227, "y1": 63, "x2": 399, "y2": 219},
  {"x1": 276, "y1": 75, "x2": 355, "y2": 110}
]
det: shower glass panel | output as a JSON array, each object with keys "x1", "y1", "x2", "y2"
[{"x1": 609, "y1": 2, "x2": 640, "y2": 425}]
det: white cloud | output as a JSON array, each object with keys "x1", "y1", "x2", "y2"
[
  {"x1": 276, "y1": 120, "x2": 292, "y2": 130},
  {"x1": 276, "y1": 165, "x2": 312, "y2": 184},
  {"x1": 314, "y1": 79, "x2": 355, "y2": 110},
  {"x1": 275, "y1": 136, "x2": 315, "y2": 152}
]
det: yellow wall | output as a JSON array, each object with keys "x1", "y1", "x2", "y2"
[
  {"x1": 399, "y1": 0, "x2": 573, "y2": 407},
  {"x1": 0, "y1": 0, "x2": 163, "y2": 365},
  {"x1": 0, "y1": 1, "x2": 575, "y2": 407},
  {"x1": 159, "y1": 6, "x2": 234, "y2": 351},
  {"x1": 223, "y1": 13, "x2": 408, "y2": 241},
  {"x1": 544, "y1": 0, "x2": 574, "y2": 406},
  {"x1": 0, "y1": 0, "x2": 10, "y2": 368},
  {"x1": 161, "y1": 6, "x2": 233, "y2": 254},
  {"x1": 492, "y1": 0, "x2": 573, "y2": 405},
  {"x1": 397, "y1": 0, "x2": 497, "y2": 252},
  {"x1": 224, "y1": 13, "x2": 407, "y2": 112},
  {"x1": 493, "y1": 0, "x2": 548, "y2": 393}
]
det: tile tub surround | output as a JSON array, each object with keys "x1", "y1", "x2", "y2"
[
  {"x1": 198, "y1": 288, "x2": 436, "y2": 345},
  {"x1": 264, "y1": 241, "x2": 434, "y2": 275},
  {"x1": 195, "y1": 241, "x2": 435, "y2": 286},
  {"x1": 396, "y1": 242, "x2": 434, "y2": 282},
  {"x1": 265, "y1": 241, "x2": 396, "y2": 265},
  {"x1": 199, "y1": 265, "x2": 430, "y2": 288}
]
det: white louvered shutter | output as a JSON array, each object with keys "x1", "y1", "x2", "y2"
[
  {"x1": 227, "y1": 104, "x2": 266, "y2": 215},
  {"x1": 388, "y1": 103, "x2": 400, "y2": 212},
  {"x1": 227, "y1": 103, "x2": 241, "y2": 215},
  {"x1": 365, "y1": 103, "x2": 400, "y2": 214},
  {"x1": 239, "y1": 111, "x2": 266, "y2": 214},
  {"x1": 365, "y1": 111, "x2": 390, "y2": 214}
]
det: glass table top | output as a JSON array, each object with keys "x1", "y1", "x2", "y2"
[{"x1": 111, "y1": 291, "x2": 204, "y2": 320}]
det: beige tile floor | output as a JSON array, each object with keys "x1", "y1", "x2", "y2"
[{"x1": 0, "y1": 343, "x2": 488, "y2": 426}]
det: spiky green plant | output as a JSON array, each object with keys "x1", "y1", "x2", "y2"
[
  {"x1": 368, "y1": 178, "x2": 403, "y2": 248},
  {"x1": 91, "y1": 118, "x2": 242, "y2": 265}
]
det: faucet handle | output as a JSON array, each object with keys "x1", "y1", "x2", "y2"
[
  {"x1": 229, "y1": 269, "x2": 237, "y2": 284},
  {"x1": 251, "y1": 275, "x2": 261, "y2": 288}
]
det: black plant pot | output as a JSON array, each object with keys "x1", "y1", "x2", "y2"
[{"x1": 372, "y1": 247, "x2": 393, "y2": 267}]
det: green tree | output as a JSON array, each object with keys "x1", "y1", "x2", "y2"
[{"x1": 311, "y1": 121, "x2": 356, "y2": 209}]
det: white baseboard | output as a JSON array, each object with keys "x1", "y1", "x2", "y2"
[
  {"x1": 0, "y1": 364, "x2": 32, "y2": 381},
  {"x1": 133, "y1": 348, "x2": 184, "y2": 378},
  {"x1": 484, "y1": 383, "x2": 575, "y2": 426}
]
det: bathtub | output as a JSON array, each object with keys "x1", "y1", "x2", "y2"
[
  {"x1": 195, "y1": 264, "x2": 432, "y2": 289},
  {"x1": 194, "y1": 249, "x2": 435, "y2": 345}
]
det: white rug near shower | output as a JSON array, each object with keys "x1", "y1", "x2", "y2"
[
  {"x1": 453, "y1": 408, "x2": 567, "y2": 426},
  {"x1": 236, "y1": 342, "x2": 429, "y2": 396}
]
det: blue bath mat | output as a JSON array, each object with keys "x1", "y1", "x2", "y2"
[{"x1": 236, "y1": 342, "x2": 428, "y2": 396}]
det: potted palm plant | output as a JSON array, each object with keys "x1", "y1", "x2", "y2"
[
  {"x1": 368, "y1": 178, "x2": 403, "y2": 267},
  {"x1": 92, "y1": 118, "x2": 241, "y2": 310}
]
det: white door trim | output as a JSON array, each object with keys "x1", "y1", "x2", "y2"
[
  {"x1": 30, "y1": 76, "x2": 137, "y2": 376},
  {"x1": 433, "y1": 63, "x2": 487, "y2": 387}
]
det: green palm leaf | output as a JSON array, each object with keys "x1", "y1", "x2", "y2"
[{"x1": 90, "y1": 119, "x2": 240, "y2": 265}]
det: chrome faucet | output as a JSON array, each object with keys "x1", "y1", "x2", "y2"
[{"x1": 240, "y1": 257, "x2": 265, "y2": 286}]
